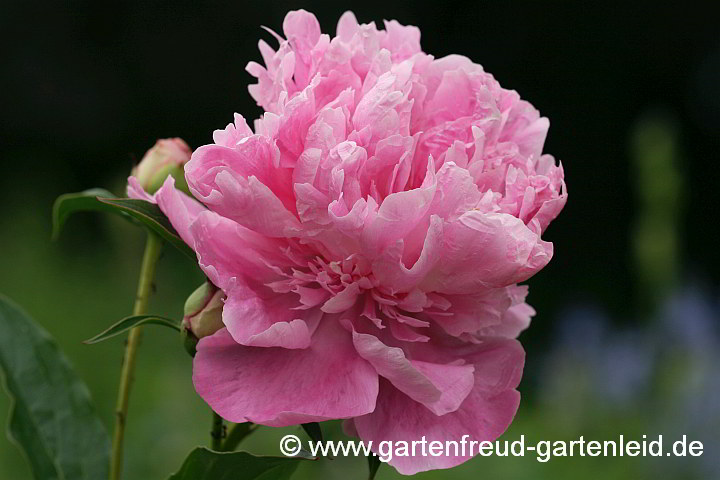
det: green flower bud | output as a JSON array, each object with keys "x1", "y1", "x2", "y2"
[
  {"x1": 183, "y1": 282, "x2": 224, "y2": 340},
  {"x1": 131, "y1": 138, "x2": 191, "y2": 195}
]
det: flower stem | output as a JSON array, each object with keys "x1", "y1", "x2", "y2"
[
  {"x1": 221, "y1": 423, "x2": 258, "y2": 452},
  {"x1": 211, "y1": 411, "x2": 225, "y2": 450},
  {"x1": 109, "y1": 232, "x2": 163, "y2": 480}
]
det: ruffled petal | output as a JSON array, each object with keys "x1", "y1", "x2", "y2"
[
  {"x1": 222, "y1": 284, "x2": 315, "y2": 349},
  {"x1": 188, "y1": 210, "x2": 297, "y2": 288},
  {"x1": 352, "y1": 331, "x2": 474, "y2": 415},
  {"x1": 420, "y1": 211, "x2": 553, "y2": 294},
  {"x1": 353, "y1": 338, "x2": 524, "y2": 474}
]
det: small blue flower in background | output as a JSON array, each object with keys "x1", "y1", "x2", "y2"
[{"x1": 539, "y1": 283, "x2": 720, "y2": 478}]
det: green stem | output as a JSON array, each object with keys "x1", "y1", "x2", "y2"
[
  {"x1": 211, "y1": 411, "x2": 225, "y2": 450},
  {"x1": 221, "y1": 423, "x2": 258, "y2": 452},
  {"x1": 109, "y1": 232, "x2": 163, "y2": 480}
]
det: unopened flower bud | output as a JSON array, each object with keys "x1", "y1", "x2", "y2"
[
  {"x1": 183, "y1": 282, "x2": 225, "y2": 340},
  {"x1": 131, "y1": 138, "x2": 191, "y2": 195}
]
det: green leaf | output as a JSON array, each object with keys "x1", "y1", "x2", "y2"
[
  {"x1": 52, "y1": 188, "x2": 115, "y2": 239},
  {"x1": 84, "y1": 314, "x2": 181, "y2": 344},
  {"x1": 301, "y1": 422, "x2": 323, "y2": 442},
  {"x1": 96, "y1": 197, "x2": 195, "y2": 259},
  {"x1": 52, "y1": 190, "x2": 196, "y2": 260},
  {"x1": 168, "y1": 448, "x2": 308, "y2": 480},
  {"x1": 0, "y1": 294, "x2": 110, "y2": 480}
]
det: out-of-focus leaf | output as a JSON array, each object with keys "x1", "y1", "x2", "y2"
[
  {"x1": 84, "y1": 314, "x2": 181, "y2": 344},
  {"x1": 52, "y1": 188, "x2": 115, "y2": 238},
  {"x1": 0, "y1": 294, "x2": 110, "y2": 480},
  {"x1": 168, "y1": 447, "x2": 308, "y2": 480},
  {"x1": 52, "y1": 190, "x2": 196, "y2": 260}
]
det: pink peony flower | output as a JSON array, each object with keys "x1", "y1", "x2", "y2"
[{"x1": 130, "y1": 9, "x2": 566, "y2": 474}]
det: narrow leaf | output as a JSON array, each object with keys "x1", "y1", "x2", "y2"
[
  {"x1": 301, "y1": 422, "x2": 323, "y2": 442},
  {"x1": 84, "y1": 315, "x2": 181, "y2": 344},
  {"x1": 168, "y1": 447, "x2": 308, "y2": 480},
  {"x1": 0, "y1": 294, "x2": 110, "y2": 480},
  {"x1": 367, "y1": 453, "x2": 382, "y2": 480},
  {"x1": 52, "y1": 190, "x2": 196, "y2": 260}
]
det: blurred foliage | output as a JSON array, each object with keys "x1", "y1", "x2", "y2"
[{"x1": 631, "y1": 112, "x2": 684, "y2": 307}]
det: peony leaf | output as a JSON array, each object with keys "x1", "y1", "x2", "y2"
[
  {"x1": 301, "y1": 422, "x2": 323, "y2": 442},
  {"x1": 84, "y1": 315, "x2": 181, "y2": 345},
  {"x1": 168, "y1": 447, "x2": 309, "y2": 480},
  {"x1": 52, "y1": 188, "x2": 115, "y2": 239},
  {"x1": 52, "y1": 190, "x2": 196, "y2": 260},
  {"x1": 367, "y1": 453, "x2": 382, "y2": 480},
  {"x1": 0, "y1": 294, "x2": 110, "y2": 480}
]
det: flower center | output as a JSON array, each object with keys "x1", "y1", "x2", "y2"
[{"x1": 264, "y1": 253, "x2": 452, "y2": 342}]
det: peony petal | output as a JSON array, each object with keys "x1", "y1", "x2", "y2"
[
  {"x1": 477, "y1": 285, "x2": 535, "y2": 338},
  {"x1": 321, "y1": 283, "x2": 362, "y2": 313},
  {"x1": 371, "y1": 214, "x2": 444, "y2": 293},
  {"x1": 361, "y1": 165, "x2": 436, "y2": 255},
  {"x1": 429, "y1": 288, "x2": 514, "y2": 337},
  {"x1": 353, "y1": 338, "x2": 524, "y2": 474},
  {"x1": 419, "y1": 211, "x2": 553, "y2": 294},
  {"x1": 126, "y1": 176, "x2": 155, "y2": 202},
  {"x1": 188, "y1": 210, "x2": 297, "y2": 289},
  {"x1": 222, "y1": 284, "x2": 315, "y2": 349},
  {"x1": 153, "y1": 176, "x2": 207, "y2": 248},
  {"x1": 186, "y1": 138, "x2": 298, "y2": 221},
  {"x1": 352, "y1": 331, "x2": 474, "y2": 415},
  {"x1": 193, "y1": 320, "x2": 378, "y2": 426},
  {"x1": 336, "y1": 11, "x2": 359, "y2": 41}
]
